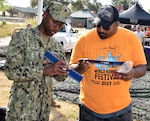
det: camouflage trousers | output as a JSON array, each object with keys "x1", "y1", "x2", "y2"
[{"x1": 5, "y1": 79, "x2": 53, "y2": 121}]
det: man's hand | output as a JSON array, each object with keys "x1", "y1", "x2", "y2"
[
  {"x1": 114, "y1": 65, "x2": 147, "y2": 81},
  {"x1": 43, "y1": 60, "x2": 68, "y2": 76},
  {"x1": 114, "y1": 69, "x2": 134, "y2": 81},
  {"x1": 69, "y1": 58, "x2": 90, "y2": 74}
]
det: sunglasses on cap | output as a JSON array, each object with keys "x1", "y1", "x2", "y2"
[{"x1": 96, "y1": 24, "x2": 111, "y2": 31}]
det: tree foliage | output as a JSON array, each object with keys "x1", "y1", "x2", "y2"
[
  {"x1": 30, "y1": 0, "x2": 70, "y2": 8},
  {"x1": 29, "y1": 0, "x2": 102, "y2": 12},
  {"x1": 71, "y1": 0, "x2": 84, "y2": 11},
  {"x1": 71, "y1": 0, "x2": 102, "y2": 12},
  {"x1": 0, "y1": 0, "x2": 11, "y2": 16},
  {"x1": 112, "y1": 0, "x2": 138, "y2": 10},
  {"x1": 83, "y1": 0, "x2": 102, "y2": 12},
  {"x1": 0, "y1": 0, "x2": 10, "y2": 11},
  {"x1": 30, "y1": 0, "x2": 38, "y2": 8}
]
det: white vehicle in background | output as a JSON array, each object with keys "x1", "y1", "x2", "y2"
[{"x1": 53, "y1": 23, "x2": 78, "y2": 52}]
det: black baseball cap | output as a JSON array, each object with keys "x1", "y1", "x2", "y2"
[{"x1": 93, "y1": 5, "x2": 119, "y2": 28}]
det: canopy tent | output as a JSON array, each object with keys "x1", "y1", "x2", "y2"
[
  {"x1": 119, "y1": 3, "x2": 150, "y2": 26},
  {"x1": 69, "y1": 9, "x2": 96, "y2": 29}
]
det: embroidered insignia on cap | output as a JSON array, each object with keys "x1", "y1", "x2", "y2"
[{"x1": 61, "y1": 6, "x2": 71, "y2": 16}]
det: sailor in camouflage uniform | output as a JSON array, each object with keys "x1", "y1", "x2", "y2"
[{"x1": 4, "y1": 1, "x2": 71, "y2": 121}]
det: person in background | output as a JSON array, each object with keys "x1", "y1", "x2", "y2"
[
  {"x1": 123, "y1": 24, "x2": 131, "y2": 30},
  {"x1": 11, "y1": 23, "x2": 32, "y2": 37},
  {"x1": 146, "y1": 26, "x2": 150, "y2": 38},
  {"x1": 4, "y1": 1, "x2": 70, "y2": 121},
  {"x1": 134, "y1": 25, "x2": 145, "y2": 46},
  {"x1": 143, "y1": 26, "x2": 148, "y2": 36},
  {"x1": 131, "y1": 25, "x2": 136, "y2": 32},
  {"x1": 11, "y1": 27, "x2": 23, "y2": 36},
  {"x1": 26, "y1": 23, "x2": 32, "y2": 29},
  {"x1": 69, "y1": 5, "x2": 147, "y2": 121}
]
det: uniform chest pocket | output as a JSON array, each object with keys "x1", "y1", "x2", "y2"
[{"x1": 24, "y1": 47, "x2": 45, "y2": 67}]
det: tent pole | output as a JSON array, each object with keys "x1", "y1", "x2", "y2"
[{"x1": 37, "y1": 0, "x2": 43, "y2": 25}]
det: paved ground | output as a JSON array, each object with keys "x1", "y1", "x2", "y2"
[
  {"x1": 0, "y1": 36, "x2": 11, "y2": 47},
  {"x1": 0, "y1": 37, "x2": 10, "y2": 68}
]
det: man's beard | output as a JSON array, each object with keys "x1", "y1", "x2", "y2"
[{"x1": 98, "y1": 32, "x2": 107, "y2": 39}]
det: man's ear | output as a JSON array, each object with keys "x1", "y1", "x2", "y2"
[
  {"x1": 42, "y1": 12, "x2": 47, "y2": 18},
  {"x1": 116, "y1": 21, "x2": 120, "y2": 26}
]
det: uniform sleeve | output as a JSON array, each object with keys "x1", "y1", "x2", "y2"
[
  {"x1": 4, "y1": 30, "x2": 43, "y2": 82},
  {"x1": 47, "y1": 37, "x2": 68, "y2": 82}
]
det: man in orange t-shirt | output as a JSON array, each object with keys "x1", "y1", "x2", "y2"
[{"x1": 70, "y1": 5, "x2": 147, "y2": 121}]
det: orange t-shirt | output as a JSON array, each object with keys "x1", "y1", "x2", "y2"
[{"x1": 70, "y1": 27, "x2": 146, "y2": 114}]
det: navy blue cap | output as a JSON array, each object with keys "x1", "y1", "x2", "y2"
[{"x1": 93, "y1": 5, "x2": 119, "y2": 28}]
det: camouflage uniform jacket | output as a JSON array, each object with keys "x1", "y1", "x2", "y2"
[{"x1": 4, "y1": 26, "x2": 67, "y2": 120}]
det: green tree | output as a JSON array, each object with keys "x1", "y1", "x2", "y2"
[
  {"x1": 71, "y1": 0, "x2": 84, "y2": 11},
  {"x1": 30, "y1": 0, "x2": 70, "y2": 8},
  {"x1": 86, "y1": 0, "x2": 102, "y2": 12},
  {"x1": 0, "y1": 0, "x2": 11, "y2": 16},
  {"x1": 112, "y1": 0, "x2": 137, "y2": 10},
  {"x1": 30, "y1": 0, "x2": 38, "y2": 8},
  {"x1": 71, "y1": 0, "x2": 102, "y2": 12}
]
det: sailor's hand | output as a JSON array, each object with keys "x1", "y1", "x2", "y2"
[{"x1": 43, "y1": 61, "x2": 68, "y2": 76}]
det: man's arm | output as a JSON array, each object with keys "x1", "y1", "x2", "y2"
[
  {"x1": 69, "y1": 59, "x2": 90, "y2": 74},
  {"x1": 120, "y1": 65, "x2": 147, "y2": 81}
]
